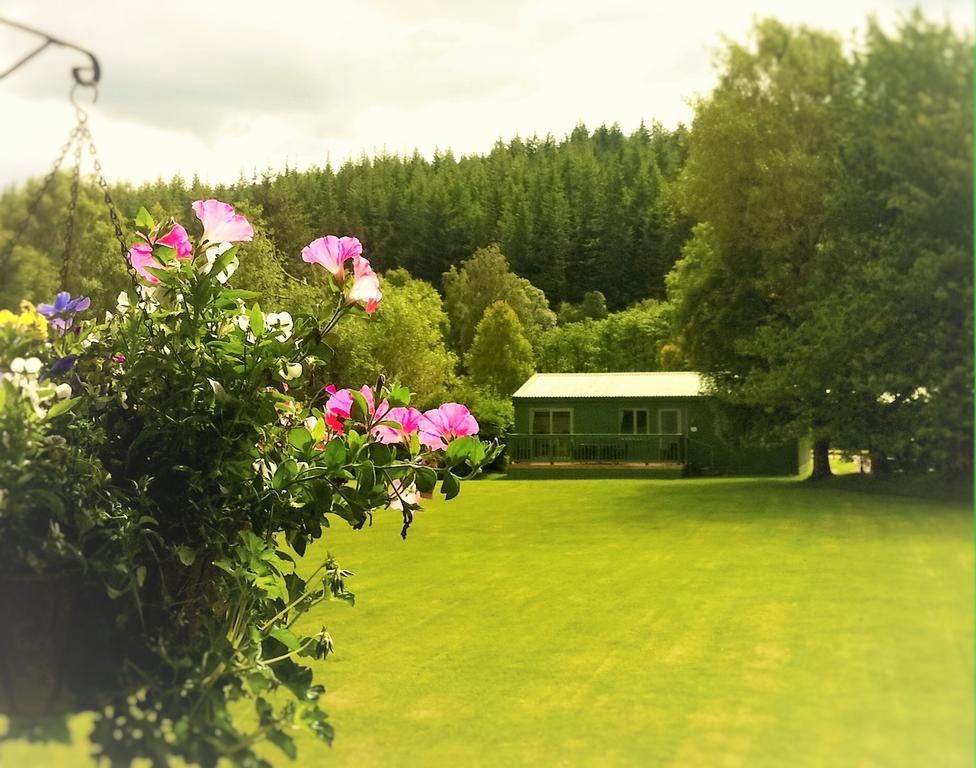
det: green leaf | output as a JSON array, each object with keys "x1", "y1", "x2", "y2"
[
  {"x1": 388, "y1": 385, "x2": 411, "y2": 407},
  {"x1": 268, "y1": 729, "x2": 297, "y2": 760},
  {"x1": 288, "y1": 427, "x2": 314, "y2": 450},
  {"x1": 153, "y1": 244, "x2": 177, "y2": 265},
  {"x1": 272, "y1": 459, "x2": 299, "y2": 490},
  {"x1": 248, "y1": 302, "x2": 264, "y2": 337},
  {"x1": 445, "y1": 436, "x2": 486, "y2": 466},
  {"x1": 415, "y1": 466, "x2": 437, "y2": 494},
  {"x1": 309, "y1": 480, "x2": 333, "y2": 512},
  {"x1": 45, "y1": 396, "x2": 79, "y2": 419},
  {"x1": 345, "y1": 429, "x2": 363, "y2": 456},
  {"x1": 209, "y1": 245, "x2": 240, "y2": 278},
  {"x1": 176, "y1": 546, "x2": 197, "y2": 566},
  {"x1": 269, "y1": 627, "x2": 301, "y2": 652},
  {"x1": 349, "y1": 390, "x2": 370, "y2": 423},
  {"x1": 219, "y1": 287, "x2": 258, "y2": 301},
  {"x1": 135, "y1": 206, "x2": 155, "y2": 230},
  {"x1": 247, "y1": 672, "x2": 273, "y2": 695},
  {"x1": 309, "y1": 417, "x2": 326, "y2": 442},
  {"x1": 369, "y1": 443, "x2": 393, "y2": 467},
  {"x1": 322, "y1": 439, "x2": 347, "y2": 469},
  {"x1": 143, "y1": 266, "x2": 177, "y2": 285},
  {"x1": 440, "y1": 470, "x2": 461, "y2": 500},
  {"x1": 357, "y1": 461, "x2": 376, "y2": 493}
]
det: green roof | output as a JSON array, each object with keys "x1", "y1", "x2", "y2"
[{"x1": 512, "y1": 372, "x2": 704, "y2": 399}]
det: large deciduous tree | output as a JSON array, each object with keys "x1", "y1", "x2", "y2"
[
  {"x1": 669, "y1": 14, "x2": 972, "y2": 478},
  {"x1": 672, "y1": 19, "x2": 853, "y2": 477}
]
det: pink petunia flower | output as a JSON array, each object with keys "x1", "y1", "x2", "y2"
[
  {"x1": 324, "y1": 384, "x2": 392, "y2": 433},
  {"x1": 323, "y1": 385, "x2": 353, "y2": 433},
  {"x1": 347, "y1": 255, "x2": 383, "y2": 314},
  {"x1": 126, "y1": 222, "x2": 195, "y2": 282},
  {"x1": 301, "y1": 235, "x2": 363, "y2": 281},
  {"x1": 156, "y1": 224, "x2": 193, "y2": 258},
  {"x1": 419, "y1": 403, "x2": 479, "y2": 451},
  {"x1": 128, "y1": 242, "x2": 161, "y2": 282},
  {"x1": 372, "y1": 406, "x2": 423, "y2": 445},
  {"x1": 192, "y1": 199, "x2": 254, "y2": 245}
]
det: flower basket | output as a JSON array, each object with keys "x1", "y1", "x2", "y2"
[
  {"x1": 0, "y1": 571, "x2": 123, "y2": 716},
  {"x1": 0, "y1": 200, "x2": 499, "y2": 765}
]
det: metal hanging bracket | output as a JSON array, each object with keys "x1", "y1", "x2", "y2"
[{"x1": 0, "y1": 16, "x2": 100, "y2": 88}]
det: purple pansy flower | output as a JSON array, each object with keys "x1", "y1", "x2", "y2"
[
  {"x1": 37, "y1": 292, "x2": 91, "y2": 336},
  {"x1": 38, "y1": 292, "x2": 91, "y2": 317},
  {"x1": 39, "y1": 354, "x2": 78, "y2": 381}
]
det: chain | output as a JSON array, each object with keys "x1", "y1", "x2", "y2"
[
  {"x1": 77, "y1": 123, "x2": 140, "y2": 292},
  {"x1": 59, "y1": 136, "x2": 83, "y2": 288},
  {"x1": 0, "y1": 124, "x2": 81, "y2": 274},
  {"x1": 3, "y1": 86, "x2": 149, "y2": 325}
]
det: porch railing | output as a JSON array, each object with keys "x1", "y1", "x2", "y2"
[{"x1": 507, "y1": 433, "x2": 687, "y2": 465}]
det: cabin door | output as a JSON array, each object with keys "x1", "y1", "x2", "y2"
[
  {"x1": 657, "y1": 408, "x2": 682, "y2": 461},
  {"x1": 530, "y1": 408, "x2": 572, "y2": 460}
]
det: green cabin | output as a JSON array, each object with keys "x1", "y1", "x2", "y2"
[{"x1": 509, "y1": 372, "x2": 804, "y2": 477}]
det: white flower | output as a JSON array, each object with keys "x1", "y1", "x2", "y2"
[
  {"x1": 11, "y1": 357, "x2": 42, "y2": 376},
  {"x1": 55, "y1": 383, "x2": 72, "y2": 399},
  {"x1": 205, "y1": 242, "x2": 238, "y2": 284},
  {"x1": 389, "y1": 481, "x2": 420, "y2": 512},
  {"x1": 122, "y1": 285, "x2": 159, "y2": 313},
  {"x1": 279, "y1": 362, "x2": 302, "y2": 381},
  {"x1": 252, "y1": 458, "x2": 277, "y2": 481},
  {"x1": 265, "y1": 311, "x2": 293, "y2": 342}
]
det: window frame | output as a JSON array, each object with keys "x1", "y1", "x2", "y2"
[
  {"x1": 529, "y1": 407, "x2": 574, "y2": 435},
  {"x1": 656, "y1": 407, "x2": 682, "y2": 435},
  {"x1": 618, "y1": 407, "x2": 651, "y2": 435}
]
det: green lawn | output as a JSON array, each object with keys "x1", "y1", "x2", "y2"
[{"x1": 3, "y1": 477, "x2": 972, "y2": 767}]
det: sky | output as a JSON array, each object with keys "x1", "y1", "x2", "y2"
[{"x1": 0, "y1": 0, "x2": 971, "y2": 187}]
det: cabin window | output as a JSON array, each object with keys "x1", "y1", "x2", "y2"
[
  {"x1": 619, "y1": 408, "x2": 649, "y2": 434},
  {"x1": 657, "y1": 408, "x2": 681, "y2": 434},
  {"x1": 530, "y1": 408, "x2": 573, "y2": 434}
]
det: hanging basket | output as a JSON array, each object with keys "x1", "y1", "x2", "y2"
[{"x1": 0, "y1": 570, "x2": 124, "y2": 717}]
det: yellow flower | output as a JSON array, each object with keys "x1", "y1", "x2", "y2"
[{"x1": 0, "y1": 301, "x2": 48, "y2": 339}]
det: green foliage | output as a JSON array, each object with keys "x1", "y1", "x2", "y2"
[
  {"x1": 464, "y1": 301, "x2": 535, "y2": 397},
  {"x1": 442, "y1": 245, "x2": 556, "y2": 352},
  {"x1": 557, "y1": 290, "x2": 609, "y2": 324},
  {"x1": 0, "y1": 122, "x2": 691, "y2": 317},
  {"x1": 330, "y1": 269, "x2": 457, "y2": 408},
  {"x1": 0, "y1": 177, "x2": 129, "y2": 311},
  {"x1": 537, "y1": 300, "x2": 675, "y2": 373}
]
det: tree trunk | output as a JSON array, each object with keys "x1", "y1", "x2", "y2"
[
  {"x1": 869, "y1": 450, "x2": 891, "y2": 475},
  {"x1": 809, "y1": 437, "x2": 832, "y2": 479}
]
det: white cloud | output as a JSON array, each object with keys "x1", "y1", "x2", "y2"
[{"x1": 0, "y1": 0, "x2": 970, "y2": 186}]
